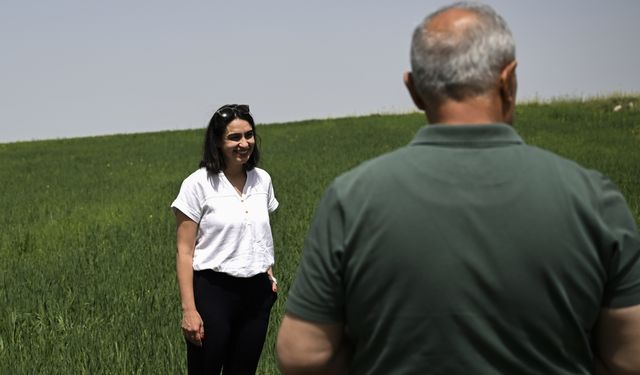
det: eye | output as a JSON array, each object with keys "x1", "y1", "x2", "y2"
[
  {"x1": 227, "y1": 134, "x2": 242, "y2": 142},
  {"x1": 244, "y1": 131, "x2": 254, "y2": 140}
]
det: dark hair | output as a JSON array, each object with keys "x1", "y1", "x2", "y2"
[{"x1": 199, "y1": 104, "x2": 260, "y2": 173}]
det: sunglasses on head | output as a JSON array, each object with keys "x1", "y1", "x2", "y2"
[{"x1": 215, "y1": 104, "x2": 251, "y2": 121}]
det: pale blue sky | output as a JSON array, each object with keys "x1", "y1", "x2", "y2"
[{"x1": 1, "y1": 0, "x2": 639, "y2": 143}]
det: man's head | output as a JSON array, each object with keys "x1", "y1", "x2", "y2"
[{"x1": 405, "y1": 2, "x2": 517, "y2": 124}]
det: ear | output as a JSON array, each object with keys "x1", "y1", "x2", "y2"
[
  {"x1": 499, "y1": 60, "x2": 517, "y2": 98},
  {"x1": 403, "y1": 72, "x2": 426, "y2": 111},
  {"x1": 499, "y1": 60, "x2": 518, "y2": 123}
]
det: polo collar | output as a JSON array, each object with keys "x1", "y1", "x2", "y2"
[{"x1": 410, "y1": 123, "x2": 525, "y2": 148}]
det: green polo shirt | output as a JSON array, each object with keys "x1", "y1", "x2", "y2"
[{"x1": 286, "y1": 123, "x2": 640, "y2": 375}]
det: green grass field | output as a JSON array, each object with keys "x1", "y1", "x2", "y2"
[{"x1": 1, "y1": 96, "x2": 639, "y2": 374}]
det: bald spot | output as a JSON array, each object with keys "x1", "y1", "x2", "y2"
[{"x1": 425, "y1": 8, "x2": 479, "y2": 39}]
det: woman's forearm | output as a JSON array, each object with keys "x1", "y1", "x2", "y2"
[
  {"x1": 176, "y1": 251, "x2": 196, "y2": 312},
  {"x1": 174, "y1": 211, "x2": 199, "y2": 312}
]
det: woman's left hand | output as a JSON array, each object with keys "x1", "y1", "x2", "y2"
[
  {"x1": 267, "y1": 268, "x2": 278, "y2": 293},
  {"x1": 269, "y1": 275, "x2": 278, "y2": 293}
]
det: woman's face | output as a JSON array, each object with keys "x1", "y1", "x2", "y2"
[{"x1": 219, "y1": 119, "x2": 255, "y2": 170}]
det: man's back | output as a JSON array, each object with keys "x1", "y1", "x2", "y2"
[
  {"x1": 286, "y1": 124, "x2": 640, "y2": 374},
  {"x1": 276, "y1": 3, "x2": 640, "y2": 374}
]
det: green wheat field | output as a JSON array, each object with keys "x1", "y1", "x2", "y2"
[{"x1": 1, "y1": 96, "x2": 639, "y2": 374}]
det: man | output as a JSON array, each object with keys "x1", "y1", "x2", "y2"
[{"x1": 277, "y1": 2, "x2": 640, "y2": 374}]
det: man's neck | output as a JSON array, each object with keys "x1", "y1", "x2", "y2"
[{"x1": 426, "y1": 94, "x2": 508, "y2": 125}]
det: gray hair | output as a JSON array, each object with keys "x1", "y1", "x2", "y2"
[{"x1": 410, "y1": 1, "x2": 515, "y2": 103}]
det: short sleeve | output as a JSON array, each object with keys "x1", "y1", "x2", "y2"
[
  {"x1": 285, "y1": 183, "x2": 346, "y2": 323},
  {"x1": 267, "y1": 177, "x2": 279, "y2": 213},
  {"x1": 600, "y1": 174, "x2": 640, "y2": 308},
  {"x1": 170, "y1": 172, "x2": 205, "y2": 223}
]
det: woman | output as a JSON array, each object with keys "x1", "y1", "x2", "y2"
[{"x1": 171, "y1": 104, "x2": 278, "y2": 374}]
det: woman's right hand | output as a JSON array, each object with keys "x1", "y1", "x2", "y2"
[{"x1": 181, "y1": 309, "x2": 205, "y2": 346}]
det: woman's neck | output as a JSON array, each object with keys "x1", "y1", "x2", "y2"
[
  {"x1": 224, "y1": 166, "x2": 247, "y2": 195},
  {"x1": 224, "y1": 165, "x2": 245, "y2": 179}
]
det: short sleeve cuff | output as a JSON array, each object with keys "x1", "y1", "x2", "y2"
[{"x1": 171, "y1": 200, "x2": 201, "y2": 223}]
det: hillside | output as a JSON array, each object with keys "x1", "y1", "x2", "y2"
[{"x1": 0, "y1": 96, "x2": 639, "y2": 373}]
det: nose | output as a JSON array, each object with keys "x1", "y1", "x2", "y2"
[{"x1": 239, "y1": 137, "x2": 249, "y2": 148}]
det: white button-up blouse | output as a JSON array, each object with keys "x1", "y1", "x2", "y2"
[{"x1": 171, "y1": 167, "x2": 279, "y2": 277}]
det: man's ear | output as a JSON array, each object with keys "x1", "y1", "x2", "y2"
[
  {"x1": 499, "y1": 61, "x2": 517, "y2": 106},
  {"x1": 403, "y1": 72, "x2": 426, "y2": 111}
]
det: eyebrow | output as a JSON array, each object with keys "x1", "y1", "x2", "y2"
[{"x1": 226, "y1": 131, "x2": 254, "y2": 138}]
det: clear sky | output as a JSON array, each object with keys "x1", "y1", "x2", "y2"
[{"x1": 1, "y1": 0, "x2": 639, "y2": 143}]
